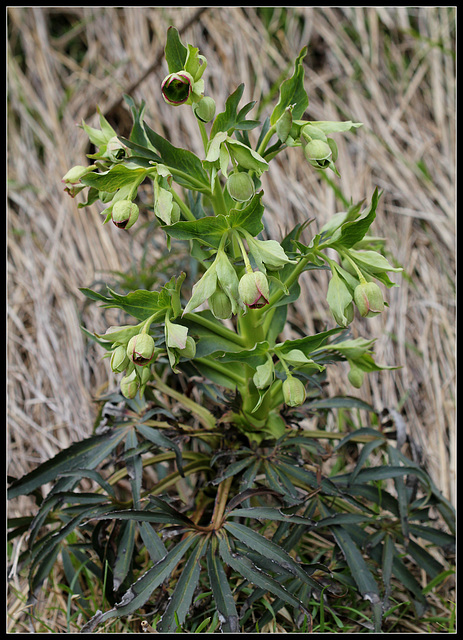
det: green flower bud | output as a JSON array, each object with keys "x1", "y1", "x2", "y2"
[
  {"x1": 62, "y1": 165, "x2": 89, "y2": 184},
  {"x1": 110, "y1": 345, "x2": 130, "y2": 373},
  {"x1": 226, "y1": 172, "x2": 255, "y2": 202},
  {"x1": 303, "y1": 139, "x2": 332, "y2": 169},
  {"x1": 193, "y1": 96, "x2": 216, "y2": 123},
  {"x1": 238, "y1": 271, "x2": 269, "y2": 309},
  {"x1": 61, "y1": 165, "x2": 94, "y2": 197},
  {"x1": 282, "y1": 376, "x2": 306, "y2": 407},
  {"x1": 170, "y1": 201, "x2": 181, "y2": 223},
  {"x1": 354, "y1": 281, "x2": 384, "y2": 317},
  {"x1": 209, "y1": 288, "x2": 233, "y2": 320},
  {"x1": 253, "y1": 357, "x2": 274, "y2": 389},
  {"x1": 111, "y1": 200, "x2": 139, "y2": 230},
  {"x1": 177, "y1": 336, "x2": 196, "y2": 359},
  {"x1": 120, "y1": 371, "x2": 139, "y2": 399},
  {"x1": 161, "y1": 71, "x2": 194, "y2": 106},
  {"x1": 127, "y1": 333, "x2": 155, "y2": 366},
  {"x1": 348, "y1": 362, "x2": 365, "y2": 388}
]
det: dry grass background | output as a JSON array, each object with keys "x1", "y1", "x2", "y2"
[{"x1": 7, "y1": 6, "x2": 455, "y2": 631}]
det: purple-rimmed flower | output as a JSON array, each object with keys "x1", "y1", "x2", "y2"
[
  {"x1": 126, "y1": 333, "x2": 155, "y2": 366},
  {"x1": 238, "y1": 271, "x2": 269, "y2": 309},
  {"x1": 161, "y1": 71, "x2": 194, "y2": 106}
]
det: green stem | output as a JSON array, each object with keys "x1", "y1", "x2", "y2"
[
  {"x1": 152, "y1": 369, "x2": 216, "y2": 429},
  {"x1": 182, "y1": 312, "x2": 246, "y2": 347},
  {"x1": 257, "y1": 124, "x2": 277, "y2": 156},
  {"x1": 195, "y1": 357, "x2": 246, "y2": 387},
  {"x1": 257, "y1": 254, "x2": 311, "y2": 319},
  {"x1": 171, "y1": 188, "x2": 197, "y2": 222}
]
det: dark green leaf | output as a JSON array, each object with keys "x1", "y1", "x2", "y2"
[
  {"x1": 81, "y1": 165, "x2": 147, "y2": 193},
  {"x1": 210, "y1": 84, "x2": 245, "y2": 137},
  {"x1": 227, "y1": 191, "x2": 265, "y2": 237},
  {"x1": 207, "y1": 538, "x2": 239, "y2": 633},
  {"x1": 8, "y1": 428, "x2": 128, "y2": 499},
  {"x1": 218, "y1": 533, "x2": 308, "y2": 615},
  {"x1": 330, "y1": 188, "x2": 381, "y2": 249},
  {"x1": 139, "y1": 520, "x2": 167, "y2": 563},
  {"x1": 135, "y1": 423, "x2": 184, "y2": 477},
  {"x1": 227, "y1": 506, "x2": 315, "y2": 527},
  {"x1": 165, "y1": 26, "x2": 188, "y2": 73},
  {"x1": 82, "y1": 534, "x2": 200, "y2": 630},
  {"x1": 163, "y1": 215, "x2": 229, "y2": 249},
  {"x1": 224, "y1": 521, "x2": 321, "y2": 592},
  {"x1": 144, "y1": 123, "x2": 210, "y2": 191},
  {"x1": 158, "y1": 537, "x2": 208, "y2": 632},
  {"x1": 113, "y1": 519, "x2": 136, "y2": 590},
  {"x1": 271, "y1": 47, "x2": 309, "y2": 125}
]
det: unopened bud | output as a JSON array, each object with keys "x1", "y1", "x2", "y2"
[
  {"x1": 110, "y1": 345, "x2": 130, "y2": 373},
  {"x1": 161, "y1": 71, "x2": 193, "y2": 106},
  {"x1": 209, "y1": 289, "x2": 233, "y2": 319},
  {"x1": 62, "y1": 165, "x2": 89, "y2": 184},
  {"x1": 238, "y1": 271, "x2": 269, "y2": 309},
  {"x1": 193, "y1": 96, "x2": 216, "y2": 123},
  {"x1": 127, "y1": 333, "x2": 155, "y2": 366},
  {"x1": 226, "y1": 172, "x2": 255, "y2": 202},
  {"x1": 354, "y1": 281, "x2": 384, "y2": 318},
  {"x1": 178, "y1": 336, "x2": 196, "y2": 359},
  {"x1": 120, "y1": 371, "x2": 139, "y2": 399},
  {"x1": 112, "y1": 200, "x2": 139, "y2": 230},
  {"x1": 348, "y1": 362, "x2": 365, "y2": 388},
  {"x1": 282, "y1": 376, "x2": 306, "y2": 407}
]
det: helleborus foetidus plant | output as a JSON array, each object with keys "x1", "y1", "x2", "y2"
[{"x1": 8, "y1": 27, "x2": 454, "y2": 634}]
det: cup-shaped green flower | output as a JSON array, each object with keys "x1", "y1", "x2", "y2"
[
  {"x1": 110, "y1": 345, "x2": 130, "y2": 373},
  {"x1": 303, "y1": 139, "x2": 332, "y2": 169},
  {"x1": 226, "y1": 172, "x2": 255, "y2": 202},
  {"x1": 127, "y1": 333, "x2": 156, "y2": 366},
  {"x1": 161, "y1": 71, "x2": 194, "y2": 106},
  {"x1": 120, "y1": 371, "x2": 139, "y2": 399},
  {"x1": 238, "y1": 271, "x2": 269, "y2": 309},
  {"x1": 354, "y1": 281, "x2": 384, "y2": 317},
  {"x1": 111, "y1": 200, "x2": 139, "y2": 230},
  {"x1": 209, "y1": 288, "x2": 233, "y2": 320},
  {"x1": 193, "y1": 96, "x2": 216, "y2": 123},
  {"x1": 106, "y1": 136, "x2": 130, "y2": 162},
  {"x1": 282, "y1": 375, "x2": 306, "y2": 407}
]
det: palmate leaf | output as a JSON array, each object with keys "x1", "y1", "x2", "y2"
[
  {"x1": 8, "y1": 427, "x2": 129, "y2": 499},
  {"x1": 113, "y1": 519, "x2": 136, "y2": 591},
  {"x1": 81, "y1": 533, "x2": 200, "y2": 632},
  {"x1": 158, "y1": 536, "x2": 209, "y2": 632},
  {"x1": 224, "y1": 521, "x2": 322, "y2": 593},
  {"x1": 207, "y1": 538, "x2": 239, "y2": 633},
  {"x1": 318, "y1": 503, "x2": 382, "y2": 630},
  {"x1": 144, "y1": 122, "x2": 211, "y2": 192},
  {"x1": 218, "y1": 532, "x2": 309, "y2": 618}
]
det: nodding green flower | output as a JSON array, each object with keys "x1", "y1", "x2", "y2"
[
  {"x1": 110, "y1": 345, "x2": 130, "y2": 373},
  {"x1": 120, "y1": 371, "x2": 139, "y2": 399},
  {"x1": 354, "y1": 281, "x2": 384, "y2": 317},
  {"x1": 127, "y1": 333, "x2": 156, "y2": 366},
  {"x1": 193, "y1": 96, "x2": 216, "y2": 123},
  {"x1": 226, "y1": 172, "x2": 255, "y2": 202},
  {"x1": 303, "y1": 139, "x2": 332, "y2": 169},
  {"x1": 208, "y1": 288, "x2": 233, "y2": 320},
  {"x1": 111, "y1": 200, "x2": 139, "y2": 230},
  {"x1": 238, "y1": 271, "x2": 269, "y2": 309},
  {"x1": 161, "y1": 71, "x2": 194, "y2": 106},
  {"x1": 282, "y1": 376, "x2": 306, "y2": 407},
  {"x1": 106, "y1": 136, "x2": 130, "y2": 162}
]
